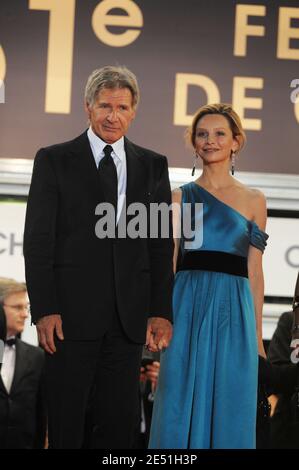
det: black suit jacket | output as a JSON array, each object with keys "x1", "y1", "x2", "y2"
[
  {"x1": 24, "y1": 132, "x2": 174, "y2": 342},
  {"x1": 267, "y1": 311, "x2": 299, "y2": 448},
  {"x1": 0, "y1": 338, "x2": 46, "y2": 449},
  {"x1": 267, "y1": 311, "x2": 298, "y2": 394}
]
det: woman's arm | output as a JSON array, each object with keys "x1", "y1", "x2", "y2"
[
  {"x1": 248, "y1": 190, "x2": 267, "y2": 358},
  {"x1": 172, "y1": 188, "x2": 182, "y2": 274}
]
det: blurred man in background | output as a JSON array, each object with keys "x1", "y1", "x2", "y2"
[{"x1": 0, "y1": 278, "x2": 46, "y2": 449}]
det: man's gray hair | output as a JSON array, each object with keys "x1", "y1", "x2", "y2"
[
  {"x1": 0, "y1": 277, "x2": 27, "y2": 304},
  {"x1": 85, "y1": 65, "x2": 140, "y2": 109}
]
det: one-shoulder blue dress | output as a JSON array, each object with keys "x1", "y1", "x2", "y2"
[{"x1": 149, "y1": 182, "x2": 268, "y2": 449}]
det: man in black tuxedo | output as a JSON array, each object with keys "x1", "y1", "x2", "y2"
[
  {"x1": 24, "y1": 65, "x2": 174, "y2": 449},
  {"x1": 0, "y1": 278, "x2": 46, "y2": 449}
]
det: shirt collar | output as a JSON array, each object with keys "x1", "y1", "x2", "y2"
[{"x1": 87, "y1": 127, "x2": 125, "y2": 163}]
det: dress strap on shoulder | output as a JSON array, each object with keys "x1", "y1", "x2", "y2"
[
  {"x1": 249, "y1": 222, "x2": 269, "y2": 253},
  {"x1": 180, "y1": 182, "x2": 202, "y2": 204}
]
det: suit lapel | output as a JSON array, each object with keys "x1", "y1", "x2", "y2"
[
  {"x1": 125, "y1": 137, "x2": 148, "y2": 208},
  {"x1": 0, "y1": 374, "x2": 7, "y2": 395},
  {"x1": 10, "y1": 339, "x2": 28, "y2": 394},
  {"x1": 70, "y1": 131, "x2": 105, "y2": 202}
]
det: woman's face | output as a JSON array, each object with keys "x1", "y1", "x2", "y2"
[{"x1": 194, "y1": 114, "x2": 239, "y2": 165}]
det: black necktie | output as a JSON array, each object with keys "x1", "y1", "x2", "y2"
[
  {"x1": 98, "y1": 145, "x2": 118, "y2": 214},
  {"x1": 5, "y1": 338, "x2": 16, "y2": 347}
]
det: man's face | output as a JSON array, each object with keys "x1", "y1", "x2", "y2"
[
  {"x1": 85, "y1": 87, "x2": 136, "y2": 144},
  {"x1": 3, "y1": 291, "x2": 29, "y2": 337}
]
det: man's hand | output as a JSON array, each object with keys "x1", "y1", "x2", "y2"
[
  {"x1": 140, "y1": 361, "x2": 160, "y2": 388},
  {"x1": 144, "y1": 361, "x2": 160, "y2": 390},
  {"x1": 36, "y1": 314, "x2": 64, "y2": 354},
  {"x1": 146, "y1": 317, "x2": 172, "y2": 352}
]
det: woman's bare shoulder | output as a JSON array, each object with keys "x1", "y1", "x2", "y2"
[
  {"x1": 234, "y1": 181, "x2": 266, "y2": 203},
  {"x1": 244, "y1": 187, "x2": 267, "y2": 228},
  {"x1": 247, "y1": 188, "x2": 266, "y2": 210},
  {"x1": 233, "y1": 182, "x2": 267, "y2": 226}
]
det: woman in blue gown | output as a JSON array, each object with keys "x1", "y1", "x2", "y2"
[{"x1": 149, "y1": 103, "x2": 268, "y2": 449}]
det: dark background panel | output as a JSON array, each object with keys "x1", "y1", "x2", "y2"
[{"x1": 0, "y1": 0, "x2": 298, "y2": 174}]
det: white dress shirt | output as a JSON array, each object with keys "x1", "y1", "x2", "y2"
[
  {"x1": 87, "y1": 127, "x2": 127, "y2": 223},
  {"x1": 0, "y1": 337, "x2": 16, "y2": 393}
]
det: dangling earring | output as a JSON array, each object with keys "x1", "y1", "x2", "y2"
[
  {"x1": 191, "y1": 152, "x2": 199, "y2": 176},
  {"x1": 231, "y1": 151, "x2": 236, "y2": 176}
]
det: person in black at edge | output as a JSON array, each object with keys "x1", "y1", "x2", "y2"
[
  {"x1": 262, "y1": 310, "x2": 299, "y2": 448},
  {"x1": 257, "y1": 273, "x2": 299, "y2": 448}
]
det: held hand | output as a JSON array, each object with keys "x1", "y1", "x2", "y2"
[
  {"x1": 145, "y1": 361, "x2": 160, "y2": 389},
  {"x1": 146, "y1": 317, "x2": 172, "y2": 353},
  {"x1": 36, "y1": 314, "x2": 64, "y2": 354}
]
